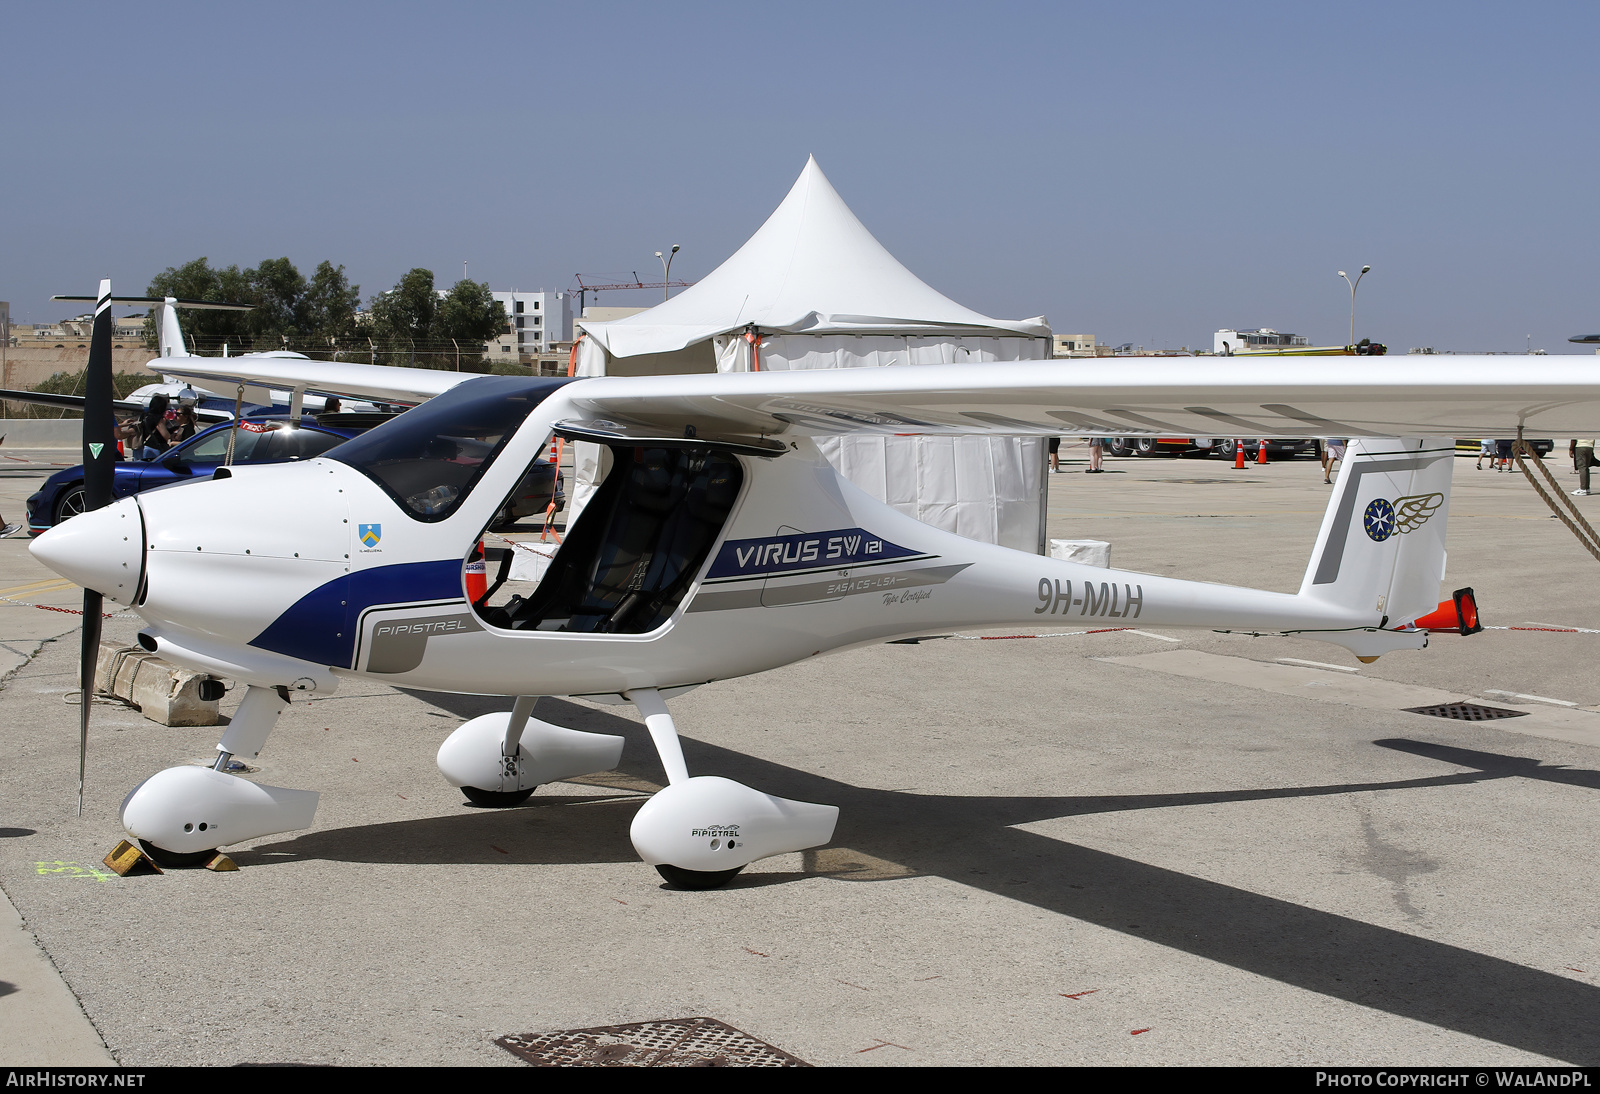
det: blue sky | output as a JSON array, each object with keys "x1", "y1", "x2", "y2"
[{"x1": 4, "y1": 1, "x2": 1597, "y2": 352}]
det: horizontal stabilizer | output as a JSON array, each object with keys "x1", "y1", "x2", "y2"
[{"x1": 51, "y1": 296, "x2": 254, "y2": 311}]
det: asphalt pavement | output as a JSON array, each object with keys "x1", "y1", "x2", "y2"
[{"x1": 1, "y1": 442, "x2": 1598, "y2": 1066}]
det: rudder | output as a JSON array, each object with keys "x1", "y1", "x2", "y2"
[{"x1": 1299, "y1": 438, "x2": 1454, "y2": 628}]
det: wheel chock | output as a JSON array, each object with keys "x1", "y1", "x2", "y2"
[
  {"x1": 204, "y1": 853, "x2": 237, "y2": 872},
  {"x1": 103, "y1": 839, "x2": 163, "y2": 876}
]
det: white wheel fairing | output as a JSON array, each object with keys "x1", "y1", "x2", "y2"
[
  {"x1": 120, "y1": 766, "x2": 318, "y2": 853},
  {"x1": 629, "y1": 776, "x2": 839, "y2": 872},
  {"x1": 436, "y1": 713, "x2": 624, "y2": 792}
]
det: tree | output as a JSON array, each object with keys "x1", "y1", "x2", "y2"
[
  {"x1": 142, "y1": 258, "x2": 252, "y2": 351},
  {"x1": 300, "y1": 262, "x2": 362, "y2": 352},
  {"x1": 436, "y1": 278, "x2": 509, "y2": 369},
  {"x1": 141, "y1": 256, "x2": 361, "y2": 357},
  {"x1": 369, "y1": 268, "x2": 437, "y2": 365},
  {"x1": 246, "y1": 257, "x2": 307, "y2": 345},
  {"x1": 436, "y1": 279, "x2": 507, "y2": 344}
]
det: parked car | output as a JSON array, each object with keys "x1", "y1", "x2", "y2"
[
  {"x1": 1103, "y1": 437, "x2": 1317, "y2": 459},
  {"x1": 27, "y1": 417, "x2": 363, "y2": 534},
  {"x1": 1453, "y1": 438, "x2": 1554, "y2": 457}
]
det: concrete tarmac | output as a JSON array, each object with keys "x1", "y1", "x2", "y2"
[{"x1": 1, "y1": 444, "x2": 1598, "y2": 1066}]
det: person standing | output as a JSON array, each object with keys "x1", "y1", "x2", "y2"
[
  {"x1": 1323, "y1": 438, "x2": 1347, "y2": 484},
  {"x1": 1048, "y1": 437, "x2": 1061, "y2": 473},
  {"x1": 137, "y1": 394, "x2": 173, "y2": 461},
  {"x1": 172, "y1": 405, "x2": 198, "y2": 444},
  {"x1": 1572, "y1": 438, "x2": 1595, "y2": 496},
  {"x1": 1086, "y1": 437, "x2": 1104, "y2": 473}
]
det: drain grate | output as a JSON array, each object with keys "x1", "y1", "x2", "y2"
[
  {"x1": 496, "y1": 1017, "x2": 809, "y2": 1067},
  {"x1": 1403, "y1": 701, "x2": 1529, "y2": 721}
]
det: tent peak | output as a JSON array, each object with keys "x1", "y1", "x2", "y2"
[{"x1": 582, "y1": 159, "x2": 1051, "y2": 357}]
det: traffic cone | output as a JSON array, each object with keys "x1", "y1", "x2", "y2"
[
  {"x1": 1233, "y1": 441, "x2": 1245, "y2": 469},
  {"x1": 465, "y1": 541, "x2": 487, "y2": 603},
  {"x1": 1412, "y1": 588, "x2": 1483, "y2": 636},
  {"x1": 1257, "y1": 439, "x2": 1268, "y2": 464}
]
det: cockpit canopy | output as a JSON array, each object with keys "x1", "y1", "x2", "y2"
[{"x1": 326, "y1": 375, "x2": 572, "y2": 521}]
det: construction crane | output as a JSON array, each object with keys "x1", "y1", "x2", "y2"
[{"x1": 572, "y1": 273, "x2": 695, "y2": 313}]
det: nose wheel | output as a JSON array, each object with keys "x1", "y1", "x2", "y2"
[
  {"x1": 461, "y1": 785, "x2": 535, "y2": 807},
  {"x1": 138, "y1": 839, "x2": 216, "y2": 869},
  {"x1": 655, "y1": 863, "x2": 745, "y2": 890}
]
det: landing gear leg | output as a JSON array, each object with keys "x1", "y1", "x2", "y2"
[
  {"x1": 626, "y1": 688, "x2": 838, "y2": 891},
  {"x1": 212, "y1": 684, "x2": 289, "y2": 772},
  {"x1": 630, "y1": 687, "x2": 688, "y2": 786}
]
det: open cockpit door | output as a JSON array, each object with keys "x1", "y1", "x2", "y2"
[{"x1": 474, "y1": 439, "x2": 760, "y2": 634}]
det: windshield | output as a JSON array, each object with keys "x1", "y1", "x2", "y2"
[
  {"x1": 170, "y1": 423, "x2": 345, "y2": 467},
  {"x1": 175, "y1": 424, "x2": 270, "y2": 464},
  {"x1": 326, "y1": 376, "x2": 572, "y2": 521}
]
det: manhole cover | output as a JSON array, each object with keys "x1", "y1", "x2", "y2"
[
  {"x1": 496, "y1": 1017, "x2": 809, "y2": 1067},
  {"x1": 1403, "y1": 702, "x2": 1528, "y2": 721}
]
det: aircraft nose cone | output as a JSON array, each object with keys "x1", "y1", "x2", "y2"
[{"x1": 29, "y1": 498, "x2": 145, "y2": 605}]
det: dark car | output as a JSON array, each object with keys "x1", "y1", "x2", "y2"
[
  {"x1": 1453, "y1": 438, "x2": 1555, "y2": 457},
  {"x1": 27, "y1": 417, "x2": 363, "y2": 534}
]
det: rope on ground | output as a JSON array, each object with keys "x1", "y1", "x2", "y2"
[
  {"x1": 1485, "y1": 624, "x2": 1600, "y2": 634},
  {"x1": 0, "y1": 595, "x2": 131, "y2": 617},
  {"x1": 1513, "y1": 430, "x2": 1600, "y2": 562}
]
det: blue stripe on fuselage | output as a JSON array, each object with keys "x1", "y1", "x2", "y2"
[{"x1": 248, "y1": 560, "x2": 462, "y2": 668}]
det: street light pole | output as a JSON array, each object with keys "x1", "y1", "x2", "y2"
[
  {"x1": 1337, "y1": 265, "x2": 1371, "y2": 347},
  {"x1": 655, "y1": 244, "x2": 680, "y2": 302}
]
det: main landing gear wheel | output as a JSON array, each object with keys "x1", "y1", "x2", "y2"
[
  {"x1": 461, "y1": 785, "x2": 536, "y2": 807},
  {"x1": 138, "y1": 839, "x2": 216, "y2": 869},
  {"x1": 655, "y1": 863, "x2": 745, "y2": 891}
]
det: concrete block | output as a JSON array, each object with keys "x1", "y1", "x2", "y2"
[
  {"x1": 1049, "y1": 538, "x2": 1112, "y2": 567},
  {"x1": 95, "y1": 643, "x2": 221, "y2": 727}
]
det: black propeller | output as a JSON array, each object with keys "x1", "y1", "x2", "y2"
[{"x1": 76, "y1": 279, "x2": 117, "y2": 815}]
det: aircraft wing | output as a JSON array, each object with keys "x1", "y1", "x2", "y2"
[
  {"x1": 151, "y1": 357, "x2": 469, "y2": 406},
  {"x1": 145, "y1": 353, "x2": 1600, "y2": 438},
  {"x1": 560, "y1": 356, "x2": 1600, "y2": 439},
  {"x1": 0, "y1": 388, "x2": 234, "y2": 424}
]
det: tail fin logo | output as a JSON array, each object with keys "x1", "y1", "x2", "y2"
[{"x1": 1363, "y1": 493, "x2": 1443, "y2": 542}]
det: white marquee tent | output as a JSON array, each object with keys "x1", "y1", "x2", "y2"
[{"x1": 571, "y1": 156, "x2": 1054, "y2": 551}]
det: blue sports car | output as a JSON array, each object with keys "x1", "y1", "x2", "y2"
[{"x1": 27, "y1": 417, "x2": 364, "y2": 534}]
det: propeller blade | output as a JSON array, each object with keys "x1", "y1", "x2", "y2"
[
  {"x1": 76, "y1": 279, "x2": 116, "y2": 816},
  {"x1": 78, "y1": 591, "x2": 102, "y2": 817},
  {"x1": 82, "y1": 282, "x2": 115, "y2": 511}
]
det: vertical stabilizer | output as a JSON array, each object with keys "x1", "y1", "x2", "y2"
[
  {"x1": 157, "y1": 297, "x2": 189, "y2": 358},
  {"x1": 1299, "y1": 438, "x2": 1455, "y2": 627}
]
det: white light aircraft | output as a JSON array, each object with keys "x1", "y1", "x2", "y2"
[{"x1": 31, "y1": 282, "x2": 1600, "y2": 887}]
